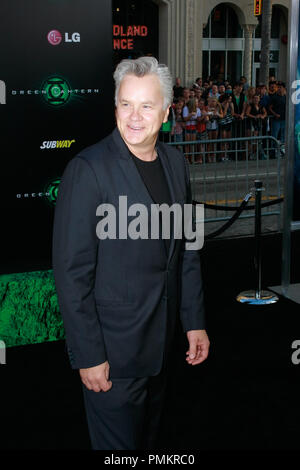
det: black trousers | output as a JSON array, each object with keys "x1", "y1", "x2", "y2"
[{"x1": 82, "y1": 365, "x2": 167, "y2": 450}]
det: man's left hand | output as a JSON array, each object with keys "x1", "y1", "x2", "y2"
[{"x1": 186, "y1": 329, "x2": 210, "y2": 365}]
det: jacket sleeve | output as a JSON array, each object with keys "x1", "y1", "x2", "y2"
[
  {"x1": 52, "y1": 155, "x2": 107, "y2": 369},
  {"x1": 179, "y1": 155, "x2": 206, "y2": 332}
]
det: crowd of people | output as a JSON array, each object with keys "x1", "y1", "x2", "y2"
[{"x1": 159, "y1": 75, "x2": 287, "y2": 163}]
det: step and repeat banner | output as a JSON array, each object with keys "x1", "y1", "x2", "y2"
[{"x1": 0, "y1": 0, "x2": 114, "y2": 347}]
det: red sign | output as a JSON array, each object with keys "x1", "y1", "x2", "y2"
[
  {"x1": 254, "y1": 0, "x2": 262, "y2": 16},
  {"x1": 113, "y1": 25, "x2": 148, "y2": 50}
]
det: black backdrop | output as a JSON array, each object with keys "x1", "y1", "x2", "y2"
[{"x1": 0, "y1": 0, "x2": 114, "y2": 274}]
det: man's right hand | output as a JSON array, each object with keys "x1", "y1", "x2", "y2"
[{"x1": 79, "y1": 361, "x2": 112, "y2": 393}]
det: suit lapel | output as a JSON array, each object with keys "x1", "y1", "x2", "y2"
[{"x1": 157, "y1": 142, "x2": 180, "y2": 264}]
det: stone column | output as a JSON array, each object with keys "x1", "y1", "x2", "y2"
[
  {"x1": 242, "y1": 24, "x2": 256, "y2": 85},
  {"x1": 185, "y1": 0, "x2": 196, "y2": 85}
]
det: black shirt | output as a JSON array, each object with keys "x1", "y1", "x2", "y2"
[
  {"x1": 131, "y1": 150, "x2": 172, "y2": 255},
  {"x1": 270, "y1": 93, "x2": 286, "y2": 120},
  {"x1": 173, "y1": 85, "x2": 184, "y2": 99}
]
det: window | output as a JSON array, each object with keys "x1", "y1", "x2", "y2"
[
  {"x1": 204, "y1": 5, "x2": 242, "y2": 39},
  {"x1": 202, "y1": 5, "x2": 243, "y2": 81}
]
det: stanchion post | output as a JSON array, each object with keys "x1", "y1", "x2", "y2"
[
  {"x1": 236, "y1": 180, "x2": 279, "y2": 305},
  {"x1": 254, "y1": 180, "x2": 263, "y2": 299}
]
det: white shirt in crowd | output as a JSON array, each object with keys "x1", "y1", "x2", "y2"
[{"x1": 182, "y1": 106, "x2": 201, "y2": 127}]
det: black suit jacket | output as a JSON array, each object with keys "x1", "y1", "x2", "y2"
[{"x1": 52, "y1": 127, "x2": 205, "y2": 378}]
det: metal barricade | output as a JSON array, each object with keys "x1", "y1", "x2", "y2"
[{"x1": 166, "y1": 134, "x2": 284, "y2": 237}]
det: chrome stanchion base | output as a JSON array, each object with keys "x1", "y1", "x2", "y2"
[{"x1": 236, "y1": 289, "x2": 279, "y2": 305}]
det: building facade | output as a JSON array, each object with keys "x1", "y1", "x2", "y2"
[{"x1": 113, "y1": 0, "x2": 289, "y2": 86}]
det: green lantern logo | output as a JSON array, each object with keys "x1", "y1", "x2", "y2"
[
  {"x1": 44, "y1": 178, "x2": 61, "y2": 206},
  {"x1": 41, "y1": 76, "x2": 70, "y2": 106}
]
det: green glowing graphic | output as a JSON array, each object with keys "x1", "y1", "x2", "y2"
[
  {"x1": 44, "y1": 177, "x2": 61, "y2": 206},
  {"x1": 0, "y1": 270, "x2": 64, "y2": 347},
  {"x1": 41, "y1": 76, "x2": 70, "y2": 106}
]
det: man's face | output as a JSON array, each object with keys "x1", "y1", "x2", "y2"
[
  {"x1": 260, "y1": 86, "x2": 267, "y2": 96},
  {"x1": 219, "y1": 85, "x2": 225, "y2": 94},
  {"x1": 212, "y1": 85, "x2": 218, "y2": 94},
  {"x1": 115, "y1": 74, "x2": 169, "y2": 152},
  {"x1": 277, "y1": 85, "x2": 285, "y2": 95}
]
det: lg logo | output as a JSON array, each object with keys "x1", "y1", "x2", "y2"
[
  {"x1": 47, "y1": 30, "x2": 80, "y2": 46},
  {"x1": 0, "y1": 80, "x2": 6, "y2": 104}
]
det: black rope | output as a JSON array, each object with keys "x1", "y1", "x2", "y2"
[
  {"x1": 193, "y1": 197, "x2": 283, "y2": 211},
  {"x1": 203, "y1": 194, "x2": 253, "y2": 240}
]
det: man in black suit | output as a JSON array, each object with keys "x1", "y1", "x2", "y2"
[{"x1": 52, "y1": 56, "x2": 209, "y2": 450}]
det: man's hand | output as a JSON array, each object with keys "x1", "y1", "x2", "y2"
[
  {"x1": 186, "y1": 330, "x2": 210, "y2": 366},
  {"x1": 79, "y1": 361, "x2": 112, "y2": 392}
]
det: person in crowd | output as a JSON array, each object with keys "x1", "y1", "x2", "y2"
[
  {"x1": 268, "y1": 80, "x2": 278, "y2": 97},
  {"x1": 258, "y1": 83, "x2": 271, "y2": 110},
  {"x1": 196, "y1": 98, "x2": 209, "y2": 163},
  {"x1": 193, "y1": 77, "x2": 203, "y2": 90},
  {"x1": 218, "y1": 84, "x2": 226, "y2": 99},
  {"x1": 182, "y1": 97, "x2": 201, "y2": 163},
  {"x1": 172, "y1": 100, "x2": 185, "y2": 149},
  {"x1": 244, "y1": 86, "x2": 258, "y2": 137},
  {"x1": 52, "y1": 56, "x2": 209, "y2": 451},
  {"x1": 182, "y1": 87, "x2": 191, "y2": 105},
  {"x1": 246, "y1": 93, "x2": 267, "y2": 158},
  {"x1": 219, "y1": 94, "x2": 234, "y2": 161},
  {"x1": 269, "y1": 81, "x2": 286, "y2": 146},
  {"x1": 208, "y1": 84, "x2": 220, "y2": 100},
  {"x1": 202, "y1": 81, "x2": 210, "y2": 100},
  {"x1": 240, "y1": 75, "x2": 249, "y2": 92},
  {"x1": 231, "y1": 82, "x2": 247, "y2": 157},
  {"x1": 232, "y1": 82, "x2": 246, "y2": 120},
  {"x1": 258, "y1": 83, "x2": 271, "y2": 139},
  {"x1": 206, "y1": 97, "x2": 223, "y2": 163},
  {"x1": 245, "y1": 86, "x2": 256, "y2": 105},
  {"x1": 231, "y1": 82, "x2": 246, "y2": 140},
  {"x1": 195, "y1": 88, "x2": 203, "y2": 102},
  {"x1": 159, "y1": 104, "x2": 175, "y2": 143},
  {"x1": 189, "y1": 89, "x2": 196, "y2": 100},
  {"x1": 173, "y1": 77, "x2": 184, "y2": 99}
]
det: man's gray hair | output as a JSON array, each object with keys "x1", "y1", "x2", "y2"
[{"x1": 113, "y1": 56, "x2": 173, "y2": 110}]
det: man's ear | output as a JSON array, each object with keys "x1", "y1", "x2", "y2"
[{"x1": 163, "y1": 105, "x2": 170, "y2": 123}]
